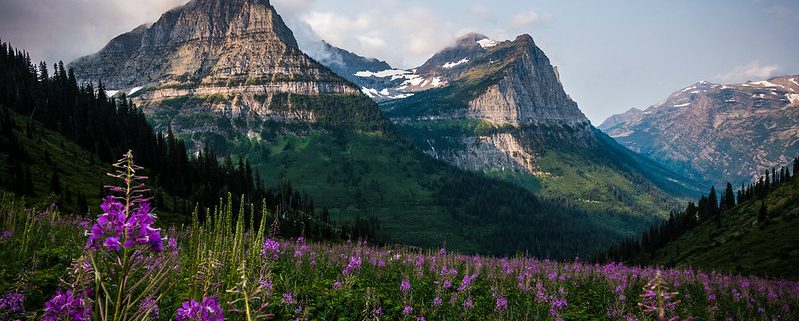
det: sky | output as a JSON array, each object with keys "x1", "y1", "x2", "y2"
[{"x1": 1, "y1": 0, "x2": 798, "y2": 124}]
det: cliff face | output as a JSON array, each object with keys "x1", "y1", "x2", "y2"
[
  {"x1": 465, "y1": 35, "x2": 588, "y2": 126},
  {"x1": 600, "y1": 77, "x2": 799, "y2": 185},
  {"x1": 383, "y1": 34, "x2": 592, "y2": 175},
  {"x1": 69, "y1": 0, "x2": 364, "y2": 127}
]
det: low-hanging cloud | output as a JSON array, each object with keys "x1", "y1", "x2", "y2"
[
  {"x1": 0, "y1": 0, "x2": 187, "y2": 64},
  {"x1": 714, "y1": 61, "x2": 780, "y2": 84}
]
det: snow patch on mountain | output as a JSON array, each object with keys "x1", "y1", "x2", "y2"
[
  {"x1": 477, "y1": 39, "x2": 498, "y2": 48},
  {"x1": 443, "y1": 58, "x2": 469, "y2": 69},
  {"x1": 355, "y1": 69, "x2": 409, "y2": 78}
]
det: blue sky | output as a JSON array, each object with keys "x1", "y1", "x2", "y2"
[{"x1": 1, "y1": 0, "x2": 798, "y2": 123}]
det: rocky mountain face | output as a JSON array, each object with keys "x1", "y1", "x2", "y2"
[
  {"x1": 381, "y1": 34, "x2": 697, "y2": 217},
  {"x1": 599, "y1": 76, "x2": 799, "y2": 186},
  {"x1": 69, "y1": 0, "x2": 371, "y2": 131}
]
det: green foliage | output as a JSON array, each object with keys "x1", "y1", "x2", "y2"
[{"x1": 1, "y1": 190, "x2": 797, "y2": 320}]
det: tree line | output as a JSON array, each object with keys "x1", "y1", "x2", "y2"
[{"x1": 598, "y1": 156, "x2": 798, "y2": 262}]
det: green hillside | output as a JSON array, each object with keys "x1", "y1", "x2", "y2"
[
  {"x1": 648, "y1": 172, "x2": 799, "y2": 279},
  {"x1": 0, "y1": 106, "x2": 188, "y2": 223}
]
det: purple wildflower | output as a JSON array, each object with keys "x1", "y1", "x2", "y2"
[
  {"x1": 333, "y1": 280, "x2": 343, "y2": 289},
  {"x1": 496, "y1": 296, "x2": 508, "y2": 311},
  {"x1": 140, "y1": 296, "x2": 159, "y2": 320},
  {"x1": 0, "y1": 230, "x2": 11, "y2": 241},
  {"x1": 282, "y1": 292, "x2": 295, "y2": 306},
  {"x1": 401, "y1": 279, "x2": 411, "y2": 294},
  {"x1": 261, "y1": 238, "x2": 281, "y2": 260},
  {"x1": 463, "y1": 298, "x2": 474, "y2": 309},
  {"x1": 86, "y1": 197, "x2": 162, "y2": 252},
  {"x1": 433, "y1": 296, "x2": 443, "y2": 307},
  {"x1": 42, "y1": 290, "x2": 91, "y2": 321},
  {"x1": 402, "y1": 306, "x2": 413, "y2": 315},
  {"x1": 0, "y1": 292, "x2": 24, "y2": 316},
  {"x1": 176, "y1": 297, "x2": 224, "y2": 321}
]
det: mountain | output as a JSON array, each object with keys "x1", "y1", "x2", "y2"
[
  {"x1": 599, "y1": 77, "x2": 799, "y2": 186},
  {"x1": 315, "y1": 33, "x2": 504, "y2": 102},
  {"x1": 66, "y1": 0, "x2": 630, "y2": 258},
  {"x1": 380, "y1": 33, "x2": 700, "y2": 222}
]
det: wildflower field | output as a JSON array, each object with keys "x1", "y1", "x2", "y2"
[{"x1": 1, "y1": 154, "x2": 798, "y2": 321}]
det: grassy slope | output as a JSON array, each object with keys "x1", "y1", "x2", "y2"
[
  {"x1": 249, "y1": 131, "x2": 463, "y2": 250},
  {"x1": 650, "y1": 176, "x2": 799, "y2": 279},
  {"x1": 381, "y1": 109, "x2": 697, "y2": 237},
  {"x1": 0, "y1": 108, "x2": 188, "y2": 223}
]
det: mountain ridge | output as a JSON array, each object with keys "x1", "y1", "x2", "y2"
[{"x1": 599, "y1": 76, "x2": 799, "y2": 186}]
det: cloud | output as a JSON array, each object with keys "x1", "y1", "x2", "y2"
[
  {"x1": 271, "y1": 0, "x2": 316, "y2": 15},
  {"x1": 0, "y1": 0, "x2": 187, "y2": 64},
  {"x1": 509, "y1": 10, "x2": 549, "y2": 29},
  {"x1": 714, "y1": 61, "x2": 780, "y2": 83}
]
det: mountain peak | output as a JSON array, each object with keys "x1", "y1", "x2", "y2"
[
  {"x1": 514, "y1": 34, "x2": 535, "y2": 44},
  {"x1": 455, "y1": 33, "x2": 489, "y2": 46}
]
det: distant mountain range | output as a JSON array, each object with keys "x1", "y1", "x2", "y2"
[{"x1": 599, "y1": 76, "x2": 799, "y2": 186}]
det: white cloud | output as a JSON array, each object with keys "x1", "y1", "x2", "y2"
[
  {"x1": 470, "y1": 4, "x2": 493, "y2": 16},
  {"x1": 509, "y1": 10, "x2": 549, "y2": 29},
  {"x1": 0, "y1": 0, "x2": 186, "y2": 63},
  {"x1": 271, "y1": 0, "x2": 316, "y2": 14},
  {"x1": 714, "y1": 61, "x2": 780, "y2": 83}
]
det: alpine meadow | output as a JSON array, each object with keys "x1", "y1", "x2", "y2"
[{"x1": 1, "y1": 0, "x2": 798, "y2": 320}]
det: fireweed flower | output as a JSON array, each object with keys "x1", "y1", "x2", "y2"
[
  {"x1": 261, "y1": 238, "x2": 281, "y2": 260},
  {"x1": 176, "y1": 297, "x2": 224, "y2": 321},
  {"x1": 0, "y1": 230, "x2": 11, "y2": 241},
  {"x1": 433, "y1": 297, "x2": 443, "y2": 307},
  {"x1": 140, "y1": 296, "x2": 159, "y2": 320},
  {"x1": 85, "y1": 197, "x2": 163, "y2": 252},
  {"x1": 0, "y1": 292, "x2": 24, "y2": 316},
  {"x1": 42, "y1": 290, "x2": 91, "y2": 321},
  {"x1": 463, "y1": 298, "x2": 474, "y2": 309},
  {"x1": 496, "y1": 295, "x2": 509, "y2": 311},
  {"x1": 282, "y1": 292, "x2": 295, "y2": 305},
  {"x1": 401, "y1": 279, "x2": 411, "y2": 294},
  {"x1": 402, "y1": 306, "x2": 413, "y2": 315}
]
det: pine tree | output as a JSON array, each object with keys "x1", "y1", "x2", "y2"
[
  {"x1": 758, "y1": 201, "x2": 768, "y2": 223},
  {"x1": 708, "y1": 186, "x2": 719, "y2": 220},
  {"x1": 723, "y1": 182, "x2": 735, "y2": 210},
  {"x1": 794, "y1": 157, "x2": 799, "y2": 179}
]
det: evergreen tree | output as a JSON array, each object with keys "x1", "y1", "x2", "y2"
[
  {"x1": 794, "y1": 157, "x2": 799, "y2": 179},
  {"x1": 722, "y1": 182, "x2": 735, "y2": 210},
  {"x1": 758, "y1": 201, "x2": 768, "y2": 223}
]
